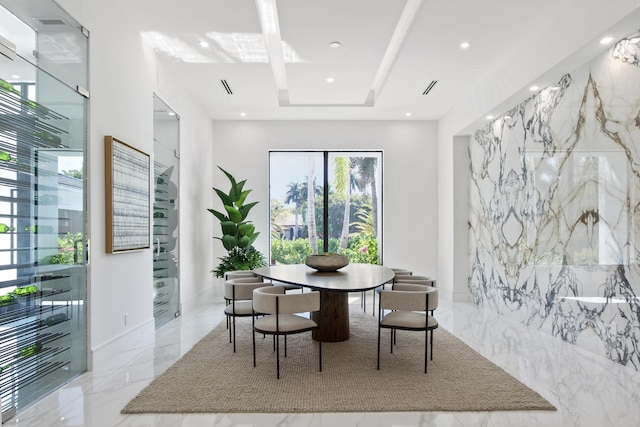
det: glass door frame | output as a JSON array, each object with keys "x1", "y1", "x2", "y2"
[{"x1": 152, "y1": 93, "x2": 180, "y2": 329}]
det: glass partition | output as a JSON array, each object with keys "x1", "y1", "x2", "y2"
[
  {"x1": 152, "y1": 94, "x2": 180, "y2": 329},
  {"x1": 0, "y1": 0, "x2": 87, "y2": 418}
]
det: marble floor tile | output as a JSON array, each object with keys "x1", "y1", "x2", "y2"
[{"x1": 6, "y1": 285, "x2": 640, "y2": 427}]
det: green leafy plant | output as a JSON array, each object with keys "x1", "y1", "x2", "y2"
[
  {"x1": 271, "y1": 238, "x2": 314, "y2": 264},
  {"x1": 270, "y1": 237, "x2": 342, "y2": 265},
  {"x1": 208, "y1": 166, "x2": 266, "y2": 277},
  {"x1": 342, "y1": 232, "x2": 379, "y2": 264},
  {"x1": 212, "y1": 246, "x2": 266, "y2": 278}
]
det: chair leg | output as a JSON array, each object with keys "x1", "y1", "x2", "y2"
[
  {"x1": 377, "y1": 325, "x2": 381, "y2": 370},
  {"x1": 424, "y1": 329, "x2": 428, "y2": 373},
  {"x1": 318, "y1": 331, "x2": 322, "y2": 372},
  {"x1": 232, "y1": 316, "x2": 237, "y2": 352},
  {"x1": 284, "y1": 334, "x2": 287, "y2": 357},
  {"x1": 430, "y1": 329, "x2": 434, "y2": 360},
  {"x1": 276, "y1": 334, "x2": 281, "y2": 379},
  {"x1": 390, "y1": 330, "x2": 393, "y2": 353},
  {"x1": 362, "y1": 291, "x2": 366, "y2": 313},
  {"x1": 252, "y1": 323, "x2": 256, "y2": 368},
  {"x1": 372, "y1": 289, "x2": 376, "y2": 317},
  {"x1": 228, "y1": 316, "x2": 232, "y2": 344}
]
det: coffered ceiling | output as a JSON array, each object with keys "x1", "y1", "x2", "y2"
[{"x1": 116, "y1": 0, "x2": 640, "y2": 122}]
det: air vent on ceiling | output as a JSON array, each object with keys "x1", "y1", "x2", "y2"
[
  {"x1": 422, "y1": 80, "x2": 437, "y2": 95},
  {"x1": 221, "y1": 80, "x2": 233, "y2": 95},
  {"x1": 35, "y1": 18, "x2": 67, "y2": 26}
]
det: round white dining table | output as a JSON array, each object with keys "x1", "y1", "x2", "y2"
[{"x1": 253, "y1": 263, "x2": 395, "y2": 342}]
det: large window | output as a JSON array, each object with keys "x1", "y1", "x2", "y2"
[{"x1": 269, "y1": 151, "x2": 382, "y2": 265}]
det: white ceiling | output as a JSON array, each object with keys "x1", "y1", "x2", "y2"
[{"x1": 118, "y1": 0, "x2": 640, "y2": 122}]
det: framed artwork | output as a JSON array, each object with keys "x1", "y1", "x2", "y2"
[{"x1": 104, "y1": 135, "x2": 150, "y2": 253}]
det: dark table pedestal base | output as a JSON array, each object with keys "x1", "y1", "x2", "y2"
[{"x1": 312, "y1": 290, "x2": 350, "y2": 342}]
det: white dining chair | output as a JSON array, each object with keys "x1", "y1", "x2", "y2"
[
  {"x1": 252, "y1": 285, "x2": 322, "y2": 379},
  {"x1": 371, "y1": 267, "x2": 413, "y2": 316},
  {"x1": 224, "y1": 270, "x2": 258, "y2": 280},
  {"x1": 224, "y1": 277, "x2": 271, "y2": 352},
  {"x1": 377, "y1": 286, "x2": 438, "y2": 373}
]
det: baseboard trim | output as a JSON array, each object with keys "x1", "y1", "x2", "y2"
[
  {"x1": 90, "y1": 318, "x2": 155, "y2": 372},
  {"x1": 180, "y1": 286, "x2": 217, "y2": 314}
]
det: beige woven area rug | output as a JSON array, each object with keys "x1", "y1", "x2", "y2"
[{"x1": 122, "y1": 310, "x2": 555, "y2": 414}]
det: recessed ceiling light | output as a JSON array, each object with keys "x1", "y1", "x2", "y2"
[
  {"x1": 405, "y1": 112, "x2": 412, "y2": 117},
  {"x1": 486, "y1": 115, "x2": 494, "y2": 120},
  {"x1": 11, "y1": 74, "x2": 19, "y2": 79},
  {"x1": 329, "y1": 41, "x2": 341, "y2": 48},
  {"x1": 199, "y1": 40, "x2": 209, "y2": 48},
  {"x1": 460, "y1": 41, "x2": 471, "y2": 49},
  {"x1": 326, "y1": 77, "x2": 335, "y2": 83},
  {"x1": 529, "y1": 85, "x2": 539, "y2": 91},
  {"x1": 168, "y1": 111, "x2": 175, "y2": 116},
  {"x1": 600, "y1": 36, "x2": 614, "y2": 44},
  {"x1": 240, "y1": 112, "x2": 246, "y2": 117}
]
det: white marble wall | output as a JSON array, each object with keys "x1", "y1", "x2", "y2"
[{"x1": 469, "y1": 32, "x2": 640, "y2": 369}]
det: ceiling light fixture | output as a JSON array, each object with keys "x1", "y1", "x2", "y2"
[
  {"x1": 326, "y1": 77, "x2": 335, "y2": 83},
  {"x1": 630, "y1": 37, "x2": 640, "y2": 44},
  {"x1": 199, "y1": 41, "x2": 209, "y2": 48},
  {"x1": 240, "y1": 112, "x2": 246, "y2": 117},
  {"x1": 600, "y1": 36, "x2": 614, "y2": 44},
  {"x1": 460, "y1": 41, "x2": 471, "y2": 49},
  {"x1": 529, "y1": 85, "x2": 539, "y2": 91},
  {"x1": 486, "y1": 115, "x2": 494, "y2": 120},
  {"x1": 550, "y1": 86, "x2": 560, "y2": 91},
  {"x1": 329, "y1": 41, "x2": 341, "y2": 48},
  {"x1": 405, "y1": 112, "x2": 412, "y2": 117}
]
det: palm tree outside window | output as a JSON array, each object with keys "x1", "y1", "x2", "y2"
[{"x1": 269, "y1": 151, "x2": 382, "y2": 266}]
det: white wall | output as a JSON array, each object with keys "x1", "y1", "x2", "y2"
[
  {"x1": 57, "y1": 0, "x2": 214, "y2": 370},
  {"x1": 452, "y1": 136, "x2": 469, "y2": 301},
  {"x1": 210, "y1": 120, "x2": 439, "y2": 281}
]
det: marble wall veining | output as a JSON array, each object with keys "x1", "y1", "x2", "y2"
[{"x1": 469, "y1": 32, "x2": 640, "y2": 369}]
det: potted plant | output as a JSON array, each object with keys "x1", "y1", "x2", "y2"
[{"x1": 208, "y1": 166, "x2": 266, "y2": 278}]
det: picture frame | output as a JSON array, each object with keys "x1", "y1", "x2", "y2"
[{"x1": 104, "y1": 135, "x2": 150, "y2": 253}]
